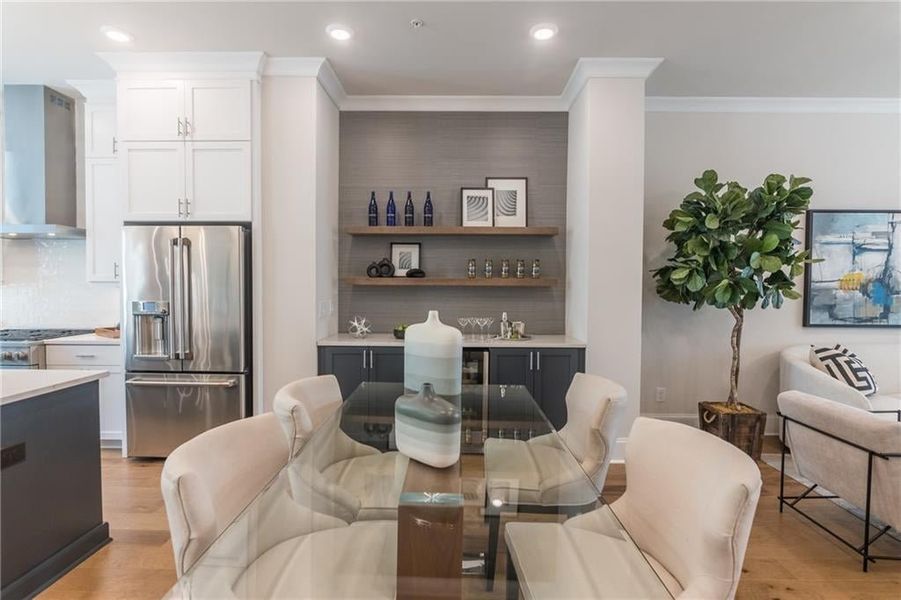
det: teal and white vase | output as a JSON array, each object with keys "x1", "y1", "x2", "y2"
[
  {"x1": 404, "y1": 310, "x2": 462, "y2": 396},
  {"x1": 395, "y1": 383, "x2": 461, "y2": 468}
]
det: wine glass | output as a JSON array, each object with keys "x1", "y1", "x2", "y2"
[
  {"x1": 484, "y1": 317, "x2": 495, "y2": 339},
  {"x1": 476, "y1": 317, "x2": 489, "y2": 340},
  {"x1": 457, "y1": 317, "x2": 470, "y2": 339}
]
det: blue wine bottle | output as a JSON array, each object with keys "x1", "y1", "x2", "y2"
[
  {"x1": 386, "y1": 191, "x2": 397, "y2": 226},
  {"x1": 404, "y1": 191, "x2": 415, "y2": 226},
  {"x1": 368, "y1": 191, "x2": 378, "y2": 226},
  {"x1": 423, "y1": 191, "x2": 434, "y2": 226}
]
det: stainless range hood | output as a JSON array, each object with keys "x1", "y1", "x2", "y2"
[{"x1": 2, "y1": 85, "x2": 83, "y2": 239}]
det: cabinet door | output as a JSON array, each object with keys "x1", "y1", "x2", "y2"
[
  {"x1": 120, "y1": 142, "x2": 186, "y2": 220},
  {"x1": 489, "y1": 349, "x2": 534, "y2": 392},
  {"x1": 319, "y1": 347, "x2": 367, "y2": 400},
  {"x1": 85, "y1": 159, "x2": 123, "y2": 282},
  {"x1": 533, "y1": 349, "x2": 583, "y2": 430},
  {"x1": 118, "y1": 80, "x2": 184, "y2": 141},
  {"x1": 184, "y1": 80, "x2": 251, "y2": 141},
  {"x1": 368, "y1": 347, "x2": 404, "y2": 383},
  {"x1": 85, "y1": 104, "x2": 117, "y2": 158},
  {"x1": 184, "y1": 142, "x2": 252, "y2": 221}
]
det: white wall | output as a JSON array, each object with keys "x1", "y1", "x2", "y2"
[
  {"x1": 0, "y1": 239, "x2": 120, "y2": 328},
  {"x1": 260, "y1": 76, "x2": 339, "y2": 410},
  {"x1": 567, "y1": 77, "x2": 647, "y2": 452},
  {"x1": 642, "y1": 111, "x2": 901, "y2": 430}
]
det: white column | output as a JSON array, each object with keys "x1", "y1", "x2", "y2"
[{"x1": 566, "y1": 68, "x2": 654, "y2": 456}]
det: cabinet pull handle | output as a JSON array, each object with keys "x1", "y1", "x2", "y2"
[
  {"x1": 370, "y1": 350, "x2": 374, "y2": 370},
  {"x1": 536, "y1": 352, "x2": 540, "y2": 371},
  {"x1": 184, "y1": 118, "x2": 191, "y2": 136},
  {"x1": 177, "y1": 118, "x2": 183, "y2": 136},
  {"x1": 74, "y1": 354, "x2": 97, "y2": 358},
  {"x1": 529, "y1": 351, "x2": 533, "y2": 371},
  {"x1": 112, "y1": 137, "x2": 117, "y2": 154},
  {"x1": 185, "y1": 198, "x2": 191, "y2": 217},
  {"x1": 177, "y1": 198, "x2": 183, "y2": 217},
  {"x1": 362, "y1": 350, "x2": 367, "y2": 369},
  {"x1": 114, "y1": 262, "x2": 119, "y2": 279}
]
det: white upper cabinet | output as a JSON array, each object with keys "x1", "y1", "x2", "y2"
[
  {"x1": 118, "y1": 80, "x2": 185, "y2": 141},
  {"x1": 86, "y1": 159, "x2": 124, "y2": 281},
  {"x1": 184, "y1": 80, "x2": 251, "y2": 141},
  {"x1": 185, "y1": 142, "x2": 252, "y2": 220},
  {"x1": 85, "y1": 104, "x2": 118, "y2": 157},
  {"x1": 120, "y1": 141, "x2": 186, "y2": 220}
]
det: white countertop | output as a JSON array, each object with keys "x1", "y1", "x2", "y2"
[
  {"x1": 0, "y1": 369, "x2": 108, "y2": 405},
  {"x1": 317, "y1": 333, "x2": 586, "y2": 348},
  {"x1": 44, "y1": 333, "x2": 121, "y2": 346}
]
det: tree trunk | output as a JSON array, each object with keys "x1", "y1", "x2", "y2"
[{"x1": 728, "y1": 307, "x2": 744, "y2": 405}]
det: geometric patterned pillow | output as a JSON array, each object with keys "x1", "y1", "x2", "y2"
[{"x1": 809, "y1": 344, "x2": 879, "y2": 396}]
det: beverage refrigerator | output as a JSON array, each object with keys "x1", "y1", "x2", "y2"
[{"x1": 121, "y1": 224, "x2": 252, "y2": 457}]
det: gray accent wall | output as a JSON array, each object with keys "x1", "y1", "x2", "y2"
[{"x1": 339, "y1": 112, "x2": 568, "y2": 334}]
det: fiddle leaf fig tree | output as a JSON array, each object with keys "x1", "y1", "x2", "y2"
[{"x1": 651, "y1": 170, "x2": 814, "y2": 406}]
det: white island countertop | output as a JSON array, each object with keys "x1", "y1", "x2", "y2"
[
  {"x1": 0, "y1": 370, "x2": 108, "y2": 405},
  {"x1": 44, "y1": 333, "x2": 121, "y2": 346},
  {"x1": 318, "y1": 333, "x2": 586, "y2": 348}
]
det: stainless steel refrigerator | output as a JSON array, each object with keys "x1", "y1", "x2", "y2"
[{"x1": 122, "y1": 224, "x2": 251, "y2": 457}]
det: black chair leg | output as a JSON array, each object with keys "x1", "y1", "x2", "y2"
[
  {"x1": 485, "y1": 514, "x2": 500, "y2": 591},
  {"x1": 506, "y1": 551, "x2": 520, "y2": 600}
]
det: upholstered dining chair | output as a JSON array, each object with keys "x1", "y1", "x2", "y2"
[
  {"x1": 505, "y1": 417, "x2": 762, "y2": 599},
  {"x1": 482, "y1": 373, "x2": 626, "y2": 588},
  {"x1": 273, "y1": 374, "x2": 409, "y2": 522},
  {"x1": 161, "y1": 412, "x2": 289, "y2": 577}
]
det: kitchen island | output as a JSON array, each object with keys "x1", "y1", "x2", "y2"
[{"x1": 0, "y1": 370, "x2": 111, "y2": 600}]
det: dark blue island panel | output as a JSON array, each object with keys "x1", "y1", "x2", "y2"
[{"x1": 1, "y1": 381, "x2": 111, "y2": 600}]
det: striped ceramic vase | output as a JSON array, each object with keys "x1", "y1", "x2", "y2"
[{"x1": 403, "y1": 310, "x2": 463, "y2": 396}]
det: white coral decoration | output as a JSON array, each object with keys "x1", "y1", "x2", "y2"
[{"x1": 348, "y1": 315, "x2": 372, "y2": 338}]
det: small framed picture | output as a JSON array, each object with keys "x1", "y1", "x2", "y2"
[
  {"x1": 391, "y1": 242, "x2": 421, "y2": 276},
  {"x1": 486, "y1": 177, "x2": 527, "y2": 227},
  {"x1": 461, "y1": 188, "x2": 495, "y2": 227}
]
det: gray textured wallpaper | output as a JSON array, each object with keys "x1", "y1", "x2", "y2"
[{"x1": 339, "y1": 112, "x2": 567, "y2": 334}]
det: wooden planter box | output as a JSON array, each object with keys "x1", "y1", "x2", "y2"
[{"x1": 698, "y1": 402, "x2": 767, "y2": 461}]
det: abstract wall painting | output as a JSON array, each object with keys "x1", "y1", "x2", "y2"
[
  {"x1": 391, "y1": 242, "x2": 421, "y2": 277},
  {"x1": 461, "y1": 188, "x2": 494, "y2": 227},
  {"x1": 804, "y1": 210, "x2": 901, "y2": 327},
  {"x1": 486, "y1": 177, "x2": 528, "y2": 227}
]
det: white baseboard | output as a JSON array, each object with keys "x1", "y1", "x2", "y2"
[{"x1": 100, "y1": 431, "x2": 123, "y2": 450}]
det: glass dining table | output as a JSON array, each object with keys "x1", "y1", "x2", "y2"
[{"x1": 164, "y1": 382, "x2": 672, "y2": 599}]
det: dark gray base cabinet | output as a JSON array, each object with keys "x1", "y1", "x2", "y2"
[
  {"x1": 489, "y1": 348, "x2": 585, "y2": 430},
  {"x1": 318, "y1": 346, "x2": 404, "y2": 398},
  {"x1": 318, "y1": 345, "x2": 584, "y2": 430}
]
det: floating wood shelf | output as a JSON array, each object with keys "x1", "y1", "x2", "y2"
[
  {"x1": 344, "y1": 226, "x2": 559, "y2": 237},
  {"x1": 344, "y1": 277, "x2": 557, "y2": 288}
]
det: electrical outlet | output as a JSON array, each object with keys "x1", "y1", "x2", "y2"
[
  {"x1": 318, "y1": 301, "x2": 330, "y2": 318},
  {"x1": 655, "y1": 387, "x2": 666, "y2": 403}
]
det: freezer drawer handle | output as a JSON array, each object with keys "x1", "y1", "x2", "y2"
[{"x1": 127, "y1": 379, "x2": 238, "y2": 388}]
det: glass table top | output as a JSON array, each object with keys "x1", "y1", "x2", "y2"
[{"x1": 165, "y1": 382, "x2": 672, "y2": 599}]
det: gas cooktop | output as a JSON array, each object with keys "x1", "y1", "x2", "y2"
[{"x1": 0, "y1": 329, "x2": 93, "y2": 343}]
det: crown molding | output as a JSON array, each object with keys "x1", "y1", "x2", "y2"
[
  {"x1": 560, "y1": 57, "x2": 663, "y2": 107},
  {"x1": 262, "y1": 57, "x2": 348, "y2": 107},
  {"x1": 646, "y1": 96, "x2": 901, "y2": 114},
  {"x1": 340, "y1": 95, "x2": 565, "y2": 112},
  {"x1": 97, "y1": 51, "x2": 266, "y2": 79},
  {"x1": 66, "y1": 79, "x2": 116, "y2": 103}
]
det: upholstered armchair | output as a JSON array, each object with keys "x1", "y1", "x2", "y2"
[
  {"x1": 504, "y1": 417, "x2": 762, "y2": 599},
  {"x1": 273, "y1": 375, "x2": 408, "y2": 522},
  {"x1": 777, "y1": 390, "x2": 901, "y2": 571},
  {"x1": 780, "y1": 344, "x2": 901, "y2": 416}
]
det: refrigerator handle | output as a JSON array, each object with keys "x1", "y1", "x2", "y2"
[
  {"x1": 170, "y1": 238, "x2": 182, "y2": 360},
  {"x1": 181, "y1": 237, "x2": 193, "y2": 361}
]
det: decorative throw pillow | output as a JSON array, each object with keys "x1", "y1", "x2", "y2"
[{"x1": 809, "y1": 344, "x2": 879, "y2": 396}]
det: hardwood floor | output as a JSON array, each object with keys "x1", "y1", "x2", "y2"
[{"x1": 40, "y1": 444, "x2": 900, "y2": 599}]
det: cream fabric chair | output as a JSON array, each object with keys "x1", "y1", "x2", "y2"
[
  {"x1": 161, "y1": 413, "x2": 290, "y2": 577},
  {"x1": 273, "y1": 375, "x2": 408, "y2": 522},
  {"x1": 777, "y1": 390, "x2": 901, "y2": 569},
  {"x1": 505, "y1": 417, "x2": 762, "y2": 599},
  {"x1": 780, "y1": 344, "x2": 901, "y2": 415}
]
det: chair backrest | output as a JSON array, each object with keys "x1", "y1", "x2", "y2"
[
  {"x1": 557, "y1": 373, "x2": 626, "y2": 491},
  {"x1": 778, "y1": 390, "x2": 901, "y2": 530},
  {"x1": 273, "y1": 375, "x2": 343, "y2": 458},
  {"x1": 160, "y1": 413, "x2": 289, "y2": 576},
  {"x1": 613, "y1": 417, "x2": 761, "y2": 600}
]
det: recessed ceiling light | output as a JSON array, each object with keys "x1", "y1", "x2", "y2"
[
  {"x1": 530, "y1": 23, "x2": 558, "y2": 41},
  {"x1": 101, "y1": 26, "x2": 134, "y2": 44},
  {"x1": 326, "y1": 24, "x2": 353, "y2": 41}
]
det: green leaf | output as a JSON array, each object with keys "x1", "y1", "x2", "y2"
[
  {"x1": 783, "y1": 289, "x2": 801, "y2": 300},
  {"x1": 759, "y1": 255, "x2": 783, "y2": 272},
  {"x1": 760, "y1": 232, "x2": 780, "y2": 253},
  {"x1": 705, "y1": 214, "x2": 720, "y2": 230},
  {"x1": 670, "y1": 268, "x2": 690, "y2": 283},
  {"x1": 686, "y1": 272, "x2": 706, "y2": 292},
  {"x1": 749, "y1": 252, "x2": 762, "y2": 269},
  {"x1": 764, "y1": 221, "x2": 795, "y2": 239},
  {"x1": 789, "y1": 176, "x2": 812, "y2": 190}
]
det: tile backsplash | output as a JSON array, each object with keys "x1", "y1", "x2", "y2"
[{"x1": 1, "y1": 239, "x2": 120, "y2": 328}]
